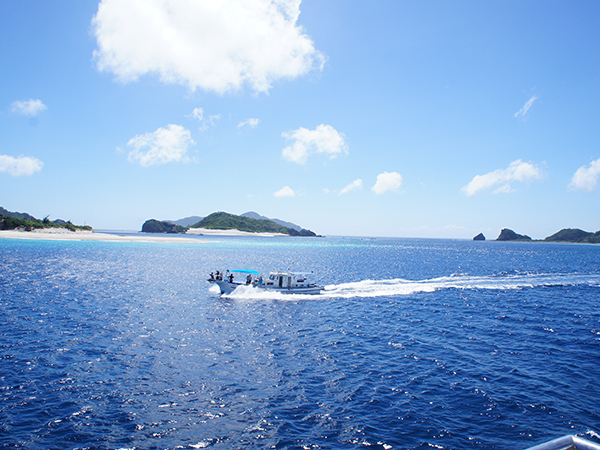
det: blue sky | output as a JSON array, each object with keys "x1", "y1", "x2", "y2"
[{"x1": 1, "y1": 1, "x2": 600, "y2": 238}]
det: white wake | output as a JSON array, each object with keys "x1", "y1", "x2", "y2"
[
  {"x1": 323, "y1": 273, "x2": 600, "y2": 298},
  {"x1": 220, "y1": 272, "x2": 600, "y2": 300}
]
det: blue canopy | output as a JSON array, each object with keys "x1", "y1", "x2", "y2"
[{"x1": 230, "y1": 269, "x2": 261, "y2": 274}]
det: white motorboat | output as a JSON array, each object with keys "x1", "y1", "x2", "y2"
[{"x1": 208, "y1": 269, "x2": 324, "y2": 295}]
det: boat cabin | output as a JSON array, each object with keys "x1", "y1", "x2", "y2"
[{"x1": 265, "y1": 272, "x2": 309, "y2": 289}]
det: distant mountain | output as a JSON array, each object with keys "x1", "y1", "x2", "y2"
[
  {"x1": 168, "y1": 216, "x2": 203, "y2": 227},
  {"x1": 165, "y1": 211, "x2": 307, "y2": 233},
  {"x1": 0, "y1": 206, "x2": 38, "y2": 222},
  {"x1": 241, "y1": 211, "x2": 302, "y2": 232}
]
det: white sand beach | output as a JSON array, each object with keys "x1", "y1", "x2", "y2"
[
  {"x1": 186, "y1": 228, "x2": 288, "y2": 237},
  {"x1": 0, "y1": 227, "x2": 289, "y2": 242},
  {"x1": 0, "y1": 228, "x2": 203, "y2": 243}
]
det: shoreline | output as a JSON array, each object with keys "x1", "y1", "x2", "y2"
[
  {"x1": 5, "y1": 228, "x2": 597, "y2": 243},
  {"x1": 0, "y1": 229, "x2": 205, "y2": 243},
  {"x1": 0, "y1": 227, "x2": 290, "y2": 242}
]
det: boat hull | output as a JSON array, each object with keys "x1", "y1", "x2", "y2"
[{"x1": 209, "y1": 279, "x2": 324, "y2": 295}]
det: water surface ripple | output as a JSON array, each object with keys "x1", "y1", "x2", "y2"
[{"x1": 1, "y1": 237, "x2": 599, "y2": 449}]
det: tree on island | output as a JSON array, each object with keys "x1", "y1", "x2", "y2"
[{"x1": 0, "y1": 208, "x2": 92, "y2": 232}]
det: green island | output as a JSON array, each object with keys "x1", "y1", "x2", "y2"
[
  {"x1": 475, "y1": 228, "x2": 600, "y2": 243},
  {"x1": 142, "y1": 211, "x2": 319, "y2": 236},
  {"x1": 544, "y1": 228, "x2": 600, "y2": 244},
  {"x1": 141, "y1": 219, "x2": 188, "y2": 234},
  {"x1": 496, "y1": 228, "x2": 532, "y2": 241},
  {"x1": 0, "y1": 207, "x2": 92, "y2": 232}
]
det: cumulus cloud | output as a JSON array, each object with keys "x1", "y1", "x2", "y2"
[
  {"x1": 569, "y1": 158, "x2": 600, "y2": 192},
  {"x1": 0, "y1": 155, "x2": 44, "y2": 176},
  {"x1": 282, "y1": 124, "x2": 348, "y2": 164},
  {"x1": 126, "y1": 124, "x2": 195, "y2": 167},
  {"x1": 10, "y1": 99, "x2": 47, "y2": 117},
  {"x1": 274, "y1": 185, "x2": 295, "y2": 197},
  {"x1": 514, "y1": 96, "x2": 538, "y2": 118},
  {"x1": 372, "y1": 172, "x2": 402, "y2": 195},
  {"x1": 340, "y1": 179, "x2": 363, "y2": 195},
  {"x1": 238, "y1": 118, "x2": 260, "y2": 129},
  {"x1": 461, "y1": 159, "x2": 543, "y2": 196},
  {"x1": 91, "y1": 0, "x2": 325, "y2": 94}
]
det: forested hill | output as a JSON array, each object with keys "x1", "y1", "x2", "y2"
[
  {"x1": 0, "y1": 207, "x2": 92, "y2": 232},
  {"x1": 544, "y1": 228, "x2": 600, "y2": 243},
  {"x1": 191, "y1": 212, "x2": 318, "y2": 236}
]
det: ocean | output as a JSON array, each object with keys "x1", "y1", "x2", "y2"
[{"x1": 1, "y1": 235, "x2": 599, "y2": 450}]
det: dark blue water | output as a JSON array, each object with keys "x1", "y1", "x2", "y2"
[{"x1": 1, "y1": 236, "x2": 599, "y2": 450}]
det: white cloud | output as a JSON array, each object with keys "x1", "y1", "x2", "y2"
[
  {"x1": 514, "y1": 96, "x2": 538, "y2": 118},
  {"x1": 126, "y1": 124, "x2": 195, "y2": 167},
  {"x1": 0, "y1": 155, "x2": 44, "y2": 176},
  {"x1": 492, "y1": 184, "x2": 515, "y2": 194},
  {"x1": 274, "y1": 185, "x2": 295, "y2": 197},
  {"x1": 569, "y1": 157, "x2": 600, "y2": 192},
  {"x1": 372, "y1": 172, "x2": 402, "y2": 195},
  {"x1": 238, "y1": 118, "x2": 260, "y2": 129},
  {"x1": 461, "y1": 159, "x2": 543, "y2": 196},
  {"x1": 340, "y1": 179, "x2": 363, "y2": 195},
  {"x1": 10, "y1": 99, "x2": 47, "y2": 117},
  {"x1": 92, "y1": 0, "x2": 325, "y2": 94},
  {"x1": 282, "y1": 124, "x2": 348, "y2": 164},
  {"x1": 190, "y1": 107, "x2": 204, "y2": 121},
  {"x1": 188, "y1": 107, "x2": 220, "y2": 130}
]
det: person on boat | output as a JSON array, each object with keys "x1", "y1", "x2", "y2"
[
  {"x1": 258, "y1": 276, "x2": 263, "y2": 285},
  {"x1": 216, "y1": 270, "x2": 221, "y2": 280},
  {"x1": 209, "y1": 272, "x2": 215, "y2": 280},
  {"x1": 229, "y1": 273, "x2": 234, "y2": 283},
  {"x1": 246, "y1": 274, "x2": 252, "y2": 285}
]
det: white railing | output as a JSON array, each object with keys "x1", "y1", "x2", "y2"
[{"x1": 526, "y1": 435, "x2": 600, "y2": 450}]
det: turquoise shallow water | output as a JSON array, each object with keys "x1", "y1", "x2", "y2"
[{"x1": 1, "y1": 235, "x2": 599, "y2": 449}]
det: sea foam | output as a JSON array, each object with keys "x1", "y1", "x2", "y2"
[{"x1": 222, "y1": 272, "x2": 600, "y2": 300}]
